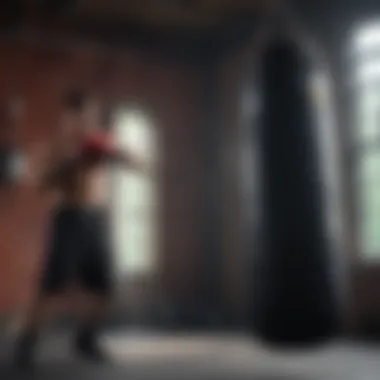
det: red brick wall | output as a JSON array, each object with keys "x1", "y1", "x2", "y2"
[{"x1": 0, "y1": 40, "x2": 205, "y2": 312}]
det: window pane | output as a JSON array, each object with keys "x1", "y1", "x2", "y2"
[
  {"x1": 359, "y1": 149, "x2": 380, "y2": 181},
  {"x1": 353, "y1": 23, "x2": 380, "y2": 261},
  {"x1": 358, "y1": 150, "x2": 380, "y2": 257},
  {"x1": 355, "y1": 86, "x2": 380, "y2": 142}
]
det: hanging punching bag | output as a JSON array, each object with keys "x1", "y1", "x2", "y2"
[{"x1": 248, "y1": 33, "x2": 345, "y2": 346}]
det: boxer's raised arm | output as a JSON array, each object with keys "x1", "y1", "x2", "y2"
[
  {"x1": 110, "y1": 148, "x2": 150, "y2": 174},
  {"x1": 83, "y1": 132, "x2": 150, "y2": 174}
]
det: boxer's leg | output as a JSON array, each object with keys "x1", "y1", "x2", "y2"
[
  {"x1": 74, "y1": 209, "x2": 113, "y2": 361},
  {"x1": 14, "y1": 206, "x2": 76, "y2": 368}
]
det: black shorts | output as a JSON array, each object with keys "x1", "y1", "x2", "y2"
[{"x1": 39, "y1": 203, "x2": 113, "y2": 296}]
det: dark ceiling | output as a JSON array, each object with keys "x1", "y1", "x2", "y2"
[
  {"x1": 1, "y1": 0, "x2": 380, "y2": 63},
  {"x1": 0, "y1": 0, "x2": 262, "y2": 62}
]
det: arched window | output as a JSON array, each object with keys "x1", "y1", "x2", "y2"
[
  {"x1": 110, "y1": 107, "x2": 159, "y2": 277},
  {"x1": 352, "y1": 22, "x2": 380, "y2": 260}
]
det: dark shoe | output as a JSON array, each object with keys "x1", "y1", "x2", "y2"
[
  {"x1": 74, "y1": 332, "x2": 108, "y2": 363},
  {"x1": 13, "y1": 331, "x2": 37, "y2": 370}
]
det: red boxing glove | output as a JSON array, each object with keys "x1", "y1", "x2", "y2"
[{"x1": 82, "y1": 131, "x2": 116, "y2": 157}]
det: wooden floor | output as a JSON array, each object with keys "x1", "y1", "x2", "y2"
[{"x1": 0, "y1": 331, "x2": 378, "y2": 379}]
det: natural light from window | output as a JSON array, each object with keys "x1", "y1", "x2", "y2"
[
  {"x1": 111, "y1": 108, "x2": 158, "y2": 276},
  {"x1": 352, "y1": 21, "x2": 380, "y2": 260}
]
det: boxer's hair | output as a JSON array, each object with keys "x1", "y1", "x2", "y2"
[{"x1": 63, "y1": 89, "x2": 90, "y2": 112}]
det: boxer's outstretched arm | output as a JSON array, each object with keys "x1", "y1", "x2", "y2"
[
  {"x1": 109, "y1": 148, "x2": 150, "y2": 174},
  {"x1": 83, "y1": 132, "x2": 149, "y2": 174}
]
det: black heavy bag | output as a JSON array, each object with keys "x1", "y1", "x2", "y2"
[{"x1": 248, "y1": 35, "x2": 345, "y2": 346}]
